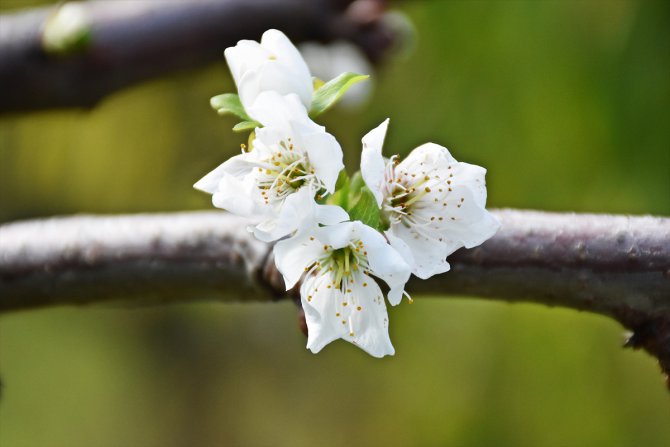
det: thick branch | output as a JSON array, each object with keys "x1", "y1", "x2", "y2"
[
  {"x1": 1, "y1": 209, "x2": 668, "y2": 377},
  {"x1": 0, "y1": 0, "x2": 394, "y2": 113}
]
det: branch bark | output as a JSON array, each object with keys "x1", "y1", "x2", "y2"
[
  {"x1": 0, "y1": 0, "x2": 395, "y2": 114},
  {"x1": 1, "y1": 209, "x2": 668, "y2": 379}
]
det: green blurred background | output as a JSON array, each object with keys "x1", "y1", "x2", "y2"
[{"x1": 1, "y1": 1, "x2": 669, "y2": 446}]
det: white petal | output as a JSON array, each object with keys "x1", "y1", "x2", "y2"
[
  {"x1": 226, "y1": 30, "x2": 313, "y2": 111},
  {"x1": 252, "y1": 186, "x2": 313, "y2": 242},
  {"x1": 384, "y1": 231, "x2": 418, "y2": 273},
  {"x1": 211, "y1": 174, "x2": 265, "y2": 218},
  {"x1": 403, "y1": 142, "x2": 457, "y2": 167},
  {"x1": 193, "y1": 152, "x2": 254, "y2": 194},
  {"x1": 237, "y1": 70, "x2": 262, "y2": 114},
  {"x1": 297, "y1": 123, "x2": 344, "y2": 193},
  {"x1": 224, "y1": 40, "x2": 267, "y2": 87},
  {"x1": 348, "y1": 272, "x2": 395, "y2": 357},
  {"x1": 260, "y1": 29, "x2": 313, "y2": 107},
  {"x1": 356, "y1": 223, "x2": 411, "y2": 306},
  {"x1": 388, "y1": 223, "x2": 452, "y2": 279},
  {"x1": 193, "y1": 162, "x2": 228, "y2": 195},
  {"x1": 301, "y1": 270, "x2": 395, "y2": 357},
  {"x1": 273, "y1": 234, "x2": 322, "y2": 290},
  {"x1": 315, "y1": 221, "x2": 357, "y2": 249},
  {"x1": 301, "y1": 273, "x2": 344, "y2": 354},
  {"x1": 314, "y1": 203, "x2": 349, "y2": 226},
  {"x1": 247, "y1": 91, "x2": 307, "y2": 128},
  {"x1": 440, "y1": 186, "x2": 500, "y2": 248},
  {"x1": 450, "y1": 162, "x2": 488, "y2": 208},
  {"x1": 360, "y1": 119, "x2": 389, "y2": 207}
]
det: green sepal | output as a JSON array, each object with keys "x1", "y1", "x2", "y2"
[
  {"x1": 347, "y1": 186, "x2": 383, "y2": 232},
  {"x1": 233, "y1": 120, "x2": 260, "y2": 132},
  {"x1": 349, "y1": 171, "x2": 365, "y2": 197},
  {"x1": 210, "y1": 94, "x2": 252, "y2": 121},
  {"x1": 326, "y1": 170, "x2": 350, "y2": 207},
  {"x1": 309, "y1": 73, "x2": 369, "y2": 117}
]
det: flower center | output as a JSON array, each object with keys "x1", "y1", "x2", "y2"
[
  {"x1": 383, "y1": 161, "x2": 432, "y2": 225},
  {"x1": 256, "y1": 138, "x2": 322, "y2": 205},
  {"x1": 308, "y1": 241, "x2": 370, "y2": 290}
]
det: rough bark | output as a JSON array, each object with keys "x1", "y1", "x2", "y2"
[
  {"x1": 0, "y1": 0, "x2": 395, "y2": 113},
  {"x1": 1, "y1": 209, "x2": 668, "y2": 380}
]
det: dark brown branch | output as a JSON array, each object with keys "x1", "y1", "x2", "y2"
[
  {"x1": 0, "y1": 0, "x2": 395, "y2": 114},
  {"x1": 1, "y1": 209, "x2": 668, "y2": 379}
]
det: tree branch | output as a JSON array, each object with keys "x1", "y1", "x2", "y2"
[
  {"x1": 0, "y1": 0, "x2": 395, "y2": 114},
  {"x1": 1, "y1": 209, "x2": 668, "y2": 379}
]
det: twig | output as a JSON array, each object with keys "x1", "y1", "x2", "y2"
[
  {"x1": 1, "y1": 209, "x2": 668, "y2": 379},
  {"x1": 0, "y1": 0, "x2": 395, "y2": 113}
]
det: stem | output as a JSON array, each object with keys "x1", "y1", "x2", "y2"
[
  {"x1": 1, "y1": 209, "x2": 668, "y2": 381},
  {"x1": 0, "y1": 0, "x2": 396, "y2": 114}
]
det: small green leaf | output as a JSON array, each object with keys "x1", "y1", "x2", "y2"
[
  {"x1": 326, "y1": 170, "x2": 350, "y2": 207},
  {"x1": 348, "y1": 171, "x2": 365, "y2": 198},
  {"x1": 233, "y1": 120, "x2": 260, "y2": 132},
  {"x1": 348, "y1": 186, "x2": 382, "y2": 231},
  {"x1": 210, "y1": 94, "x2": 252, "y2": 121},
  {"x1": 309, "y1": 73, "x2": 369, "y2": 117},
  {"x1": 334, "y1": 169, "x2": 350, "y2": 191}
]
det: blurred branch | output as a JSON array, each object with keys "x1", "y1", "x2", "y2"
[
  {"x1": 0, "y1": 0, "x2": 395, "y2": 114},
  {"x1": 1, "y1": 209, "x2": 668, "y2": 379}
]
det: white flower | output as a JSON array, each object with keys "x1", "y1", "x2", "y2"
[
  {"x1": 225, "y1": 29, "x2": 313, "y2": 112},
  {"x1": 361, "y1": 119, "x2": 501, "y2": 279},
  {"x1": 194, "y1": 91, "x2": 344, "y2": 241},
  {"x1": 274, "y1": 220, "x2": 412, "y2": 357}
]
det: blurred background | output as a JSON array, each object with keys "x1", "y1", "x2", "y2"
[{"x1": 1, "y1": 1, "x2": 669, "y2": 446}]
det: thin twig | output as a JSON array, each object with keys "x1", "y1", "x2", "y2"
[
  {"x1": 0, "y1": 0, "x2": 395, "y2": 113},
  {"x1": 1, "y1": 209, "x2": 668, "y2": 379}
]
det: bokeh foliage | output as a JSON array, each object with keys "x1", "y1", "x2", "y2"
[{"x1": 1, "y1": 1, "x2": 668, "y2": 446}]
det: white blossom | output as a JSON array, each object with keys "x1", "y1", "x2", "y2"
[
  {"x1": 361, "y1": 119, "x2": 501, "y2": 279},
  {"x1": 274, "y1": 220, "x2": 412, "y2": 357},
  {"x1": 194, "y1": 92, "x2": 344, "y2": 241},
  {"x1": 225, "y1": 29, "x2": 313, "y2": 112}
]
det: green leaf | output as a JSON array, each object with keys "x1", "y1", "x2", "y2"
[
  {"x1": 309, "y1": 73, "x2": 369, "y2": 117},
  {"x1": 334, "y1": 169, "x2": 350, "y2": 191},
  {"x1": 348, "y1": 171, "x2": 365, "y2": 198},
  {"x1": 348, "y1": 186, "x2": 382, "y2": 231},
  {"x1": 232, "y1": 120, "x2": 260, "y2": 132},
  {"x1": 326, "y1": 170, "x2": 350, "y2": 207},
  {"x1": 210, "y1": 94, "x2": 252, "y2": 121}
]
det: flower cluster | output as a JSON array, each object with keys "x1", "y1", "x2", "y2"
[{"x1": 196, "y1": 30, "x2": 500, "y2": 357}]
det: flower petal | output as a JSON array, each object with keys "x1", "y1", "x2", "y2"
[
  {"x1": 260, "y1": 29, "x2": 313, "y2": 107},
  {"x1": 356, "y1": 223, "x2": 411, "y2": 306},
  {"x1": 360, "y1": 118, "x2": 389, "y2": 207},
  {"x1": 226, "y1": 30, "x2": 313, "y2": 111},
  {"x1": 388, "y1": 223, "x2": 453, "y2": 279},
  {"x1": 314, "y1": 202, "x2": 350, "y2": 226},
  {"x1": 245, "y1": 90, "x2": 307, "y2": 128},
  {"x1": 347, "y1": 271, "x2": 395, "y2": 357},
  {"x1": 301, "y1": 272, "x2": 344, "y2": 354},
  {"x1": 273, "y1": 233, "x2": 323, "y2": 290},
  {"x1": 211, "y1": 173, "x2": 266, "y2": 218},
  {"x1": 295, "y1": 121, "x2": 344, "y2": 193},
  {"x1": 301, "y1": 270, "x2": 395, "y2": 357},
  {"x1": 224, "y1": 40, "x2": 267, "y2": 87}
]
